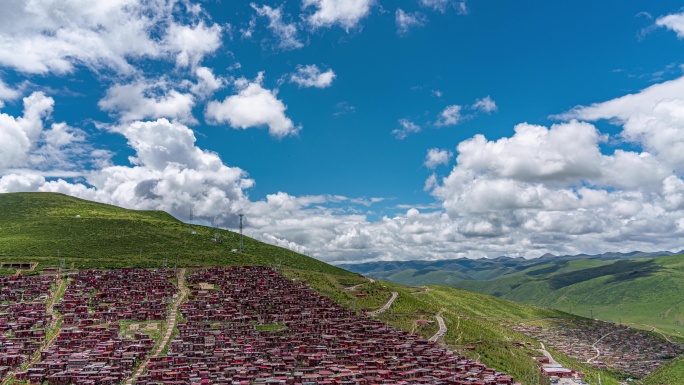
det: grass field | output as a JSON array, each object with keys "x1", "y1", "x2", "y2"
[
  {"x1": 0, "y1": 192, "x2": 351, "y2": 276},
  {"x1": 455, "y1": 256, "x2": 684, "y2": 337},
  {"x1": 641, "y1": 356, "x2": 684, "y2": 385}
]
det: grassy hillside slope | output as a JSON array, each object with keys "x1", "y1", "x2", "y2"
[
  {"x1": 641, "y1": 356, "x2": 684, "y2": 385},
  {"x1": 290, "y1": 274, "x2": 588, "y2": 385},
  {"x1": 382, "y1": 268, "x2": 473, "y2": 286},
  {"x1": 0, "y1": 192, "x2": 350, "y2": 275},
  {"x1": 455, "y1": 256, "x2": 684, "y2": 337}
]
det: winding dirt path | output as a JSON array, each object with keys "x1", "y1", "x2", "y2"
[
  {"x1": 538, "y1": 342, "x2": 559, "y2": 365},
  {"x1": 628, "y1": 323, "x2": 673, "y2": 343},
  {"x1": 453, "y1": 315, "x2": 463, "y2": 344},
  {"x1": 1, "y1": 276, "x2": 66, "y2": 385},
  {"x1": 124, "y1": 268, "x2": 188, "y2": 385},
  {"x1": 344, "y1": 277, "x2": 375, "y2": 291},
  {"x1": 587, "y1": 331, "x2": 614, "y2": 364},
  {"x1": 47, "y1": 277, "x2": 66, "y2": 329},
  {"x1": 368, "y1": 291, "x2": 398, "y2": 316},
  {"x1": 428, "y1": 313, "x2": 447, "y2": 343}
]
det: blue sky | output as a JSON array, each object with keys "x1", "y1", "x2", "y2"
[{"x1": 2, "y1": 0, "x2": 684, "y2": 263}]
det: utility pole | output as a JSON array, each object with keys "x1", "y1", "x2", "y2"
[{"x1": 238, "y1": 214, "x2": 244, "y2": 253}]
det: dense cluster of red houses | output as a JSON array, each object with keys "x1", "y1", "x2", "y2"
[
  {"x1": 512, "y1": 319, "x2": 684, "y2": 377},
  {"x1": 0, "y1": 275, "x2": 55, "y2": 379},
  {"x1": 133, "y1": 266, "x2": 519, "y2": 385},
  {"x1": 1, "y1": 267, "x2": 525, "y2": 385},
  {"x1": 9, "y1": 269, "x2": 177, "y2": 384},
  {"x1": 54, "y1": 269, "x2": 177, "y2": 326}
]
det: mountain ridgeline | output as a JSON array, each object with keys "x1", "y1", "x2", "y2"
[
  {"x1": 340, "y1": 253, "x2": 684, "y2": 337},
  {"x1": 0, "y1": 192, "x2": 349, "y2": 275}
]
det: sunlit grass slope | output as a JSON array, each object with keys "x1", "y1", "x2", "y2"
[
  {"x1": 0, "y1": 192, "x2": 350, "y2": 275},
  {"x1": 641, "y1": 356, "x2": 684, "y2": 385},
  {"x1": 456, "y1": 255, "x2": 684, "y2": 336}
]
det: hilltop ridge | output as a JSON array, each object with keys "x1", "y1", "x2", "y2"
[{"x1": 0, "y1": 192, "x2": 349, "y2": 275}]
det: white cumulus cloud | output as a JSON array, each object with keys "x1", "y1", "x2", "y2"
[
  {"x1": 471, "y1": 96, "x2": 497, "y2": 113},
  {"x1": 165, "y1": 21, "x2": 223, "y2": 68},
  {"x1": 0, "y1": 0, "x2": 222, "y2": 75},
  {"x1": 396, "y1": 9, "x2": 427, "y2": 35},
  {"x1": 420, "y1": 0, "x2": 468, "y2": 14},
  {"x1": 3, "y1": 118, "x2": 255, "y2": 222},
  {"x1": 99, "y1": 79, "x2": 196, "y2": 124},
  {"x1": 303, "y1": 0, "x2": 373, "y2": 31},
  {"x1": 392, "y1": 119, "x2": 421, "y2": 139},
  {"x1": 454, "y1": 121, "x2": 603, "y2": 184},
  {"x1": 0, "y1": 78, "x2": 22, "y2": 108},
  {"x1": 558, "y1": 75, "x2": 684, "y2": 172},
  {"x1": 0, "y1": 92, "x2": 53, "y2": 170},
  {"x1": 436, "y1": 104, "x2": 463, "y2": 126},
  {"x1": 189, "y1": 67, "x2": 226, "y2": 98},
  {"x1": 251, "y1": 3, "x2": 303, "y2": 50},
  {"x1": 424, "y1": 148, "x2": 452, "y2": 169},
  {"x1": 427, "y1": 104, "x2": 684, "y2": 257},
  {"x1": 0, "y1": 91, "x2": 100, "y2": 173},
  {"x1": 656, "y1": 12, "x2": 684, "y2": 39},
  {"x1": 206, "y1": 73, "x2": 299, "y2": 138},
  {"x1": 290, "y1": 65, "x2": 336, "y2": 88}
]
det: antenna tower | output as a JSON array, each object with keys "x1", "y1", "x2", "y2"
[
  {"x1": 239, "y1": 214, "x2": 244, "y2": 252},
  {"x1": 189, "y1": 209, "x2": 194, "y2": 233},
  {"x1": 213, "y1": 217, "x2": 220, "y2": 241}
]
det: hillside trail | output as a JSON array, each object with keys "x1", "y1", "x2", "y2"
[
  {"x1": 411, "y1": 287, "x2": 430, "y2": 295},
  {"x1": 47, "y1": 277, "x2": 66, "y2": 329},
  {"x1": 124, "y1": 268, "x2": 188, "y2": 385},
  {"x1": 428, "y1": 311, "x2": 447, "y2": 343},
  {"x1": 538, "y1": 342, "x2": 559, "y2": 365},
  {"x1": 629, "y1": 323, "x2": 673, "y2": 343},
  {"x1": 453, "y1": 315, "x2": 463, "y2": 344},
  {"x1": 587, "y1": 331, "x2": 614, "y2": 364},
  {"x1": 368, "y1": 291, "x2": 398, "y2": 316},
  {"x1": 1, "y1": 276, "x2": 66, "y2": 385},
  {"x1": 344, "y1": 276, "x2": 375, "y2": 291}
]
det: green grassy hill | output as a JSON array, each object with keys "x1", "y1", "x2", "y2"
[
  {"x1": 381, "y1": 268, "x2": 473, "y2": 286},
  {"x1": 641, "y1": 356, "x2": 684, "y2": 385},
  {"x1": 454, "y1": 256, "x2": 684, "y2": 338},
  {"x1": 339, "y1": 257, "x2": 534, "y2": 282},
  {"x1": 0, "y1": 192, "x2": 349, "y2": 275}
]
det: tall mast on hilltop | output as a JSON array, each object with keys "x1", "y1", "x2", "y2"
[
  {"x1": 239, "y1": 214, "x2": 244, "y2": 253},
  {"x1": 189, "y1": 209, "x2": 194, "y2": 234},
  {"x1": 213, "y1": 217, "x2": 220, "y2": 241}
]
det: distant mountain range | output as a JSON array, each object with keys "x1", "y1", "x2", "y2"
[
  {"x1": 339, "y1": 250, "x2": 684, "y2": 336},
  {"x1": 337, "y1": 250, "x2": 682, "y2": 285}
]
